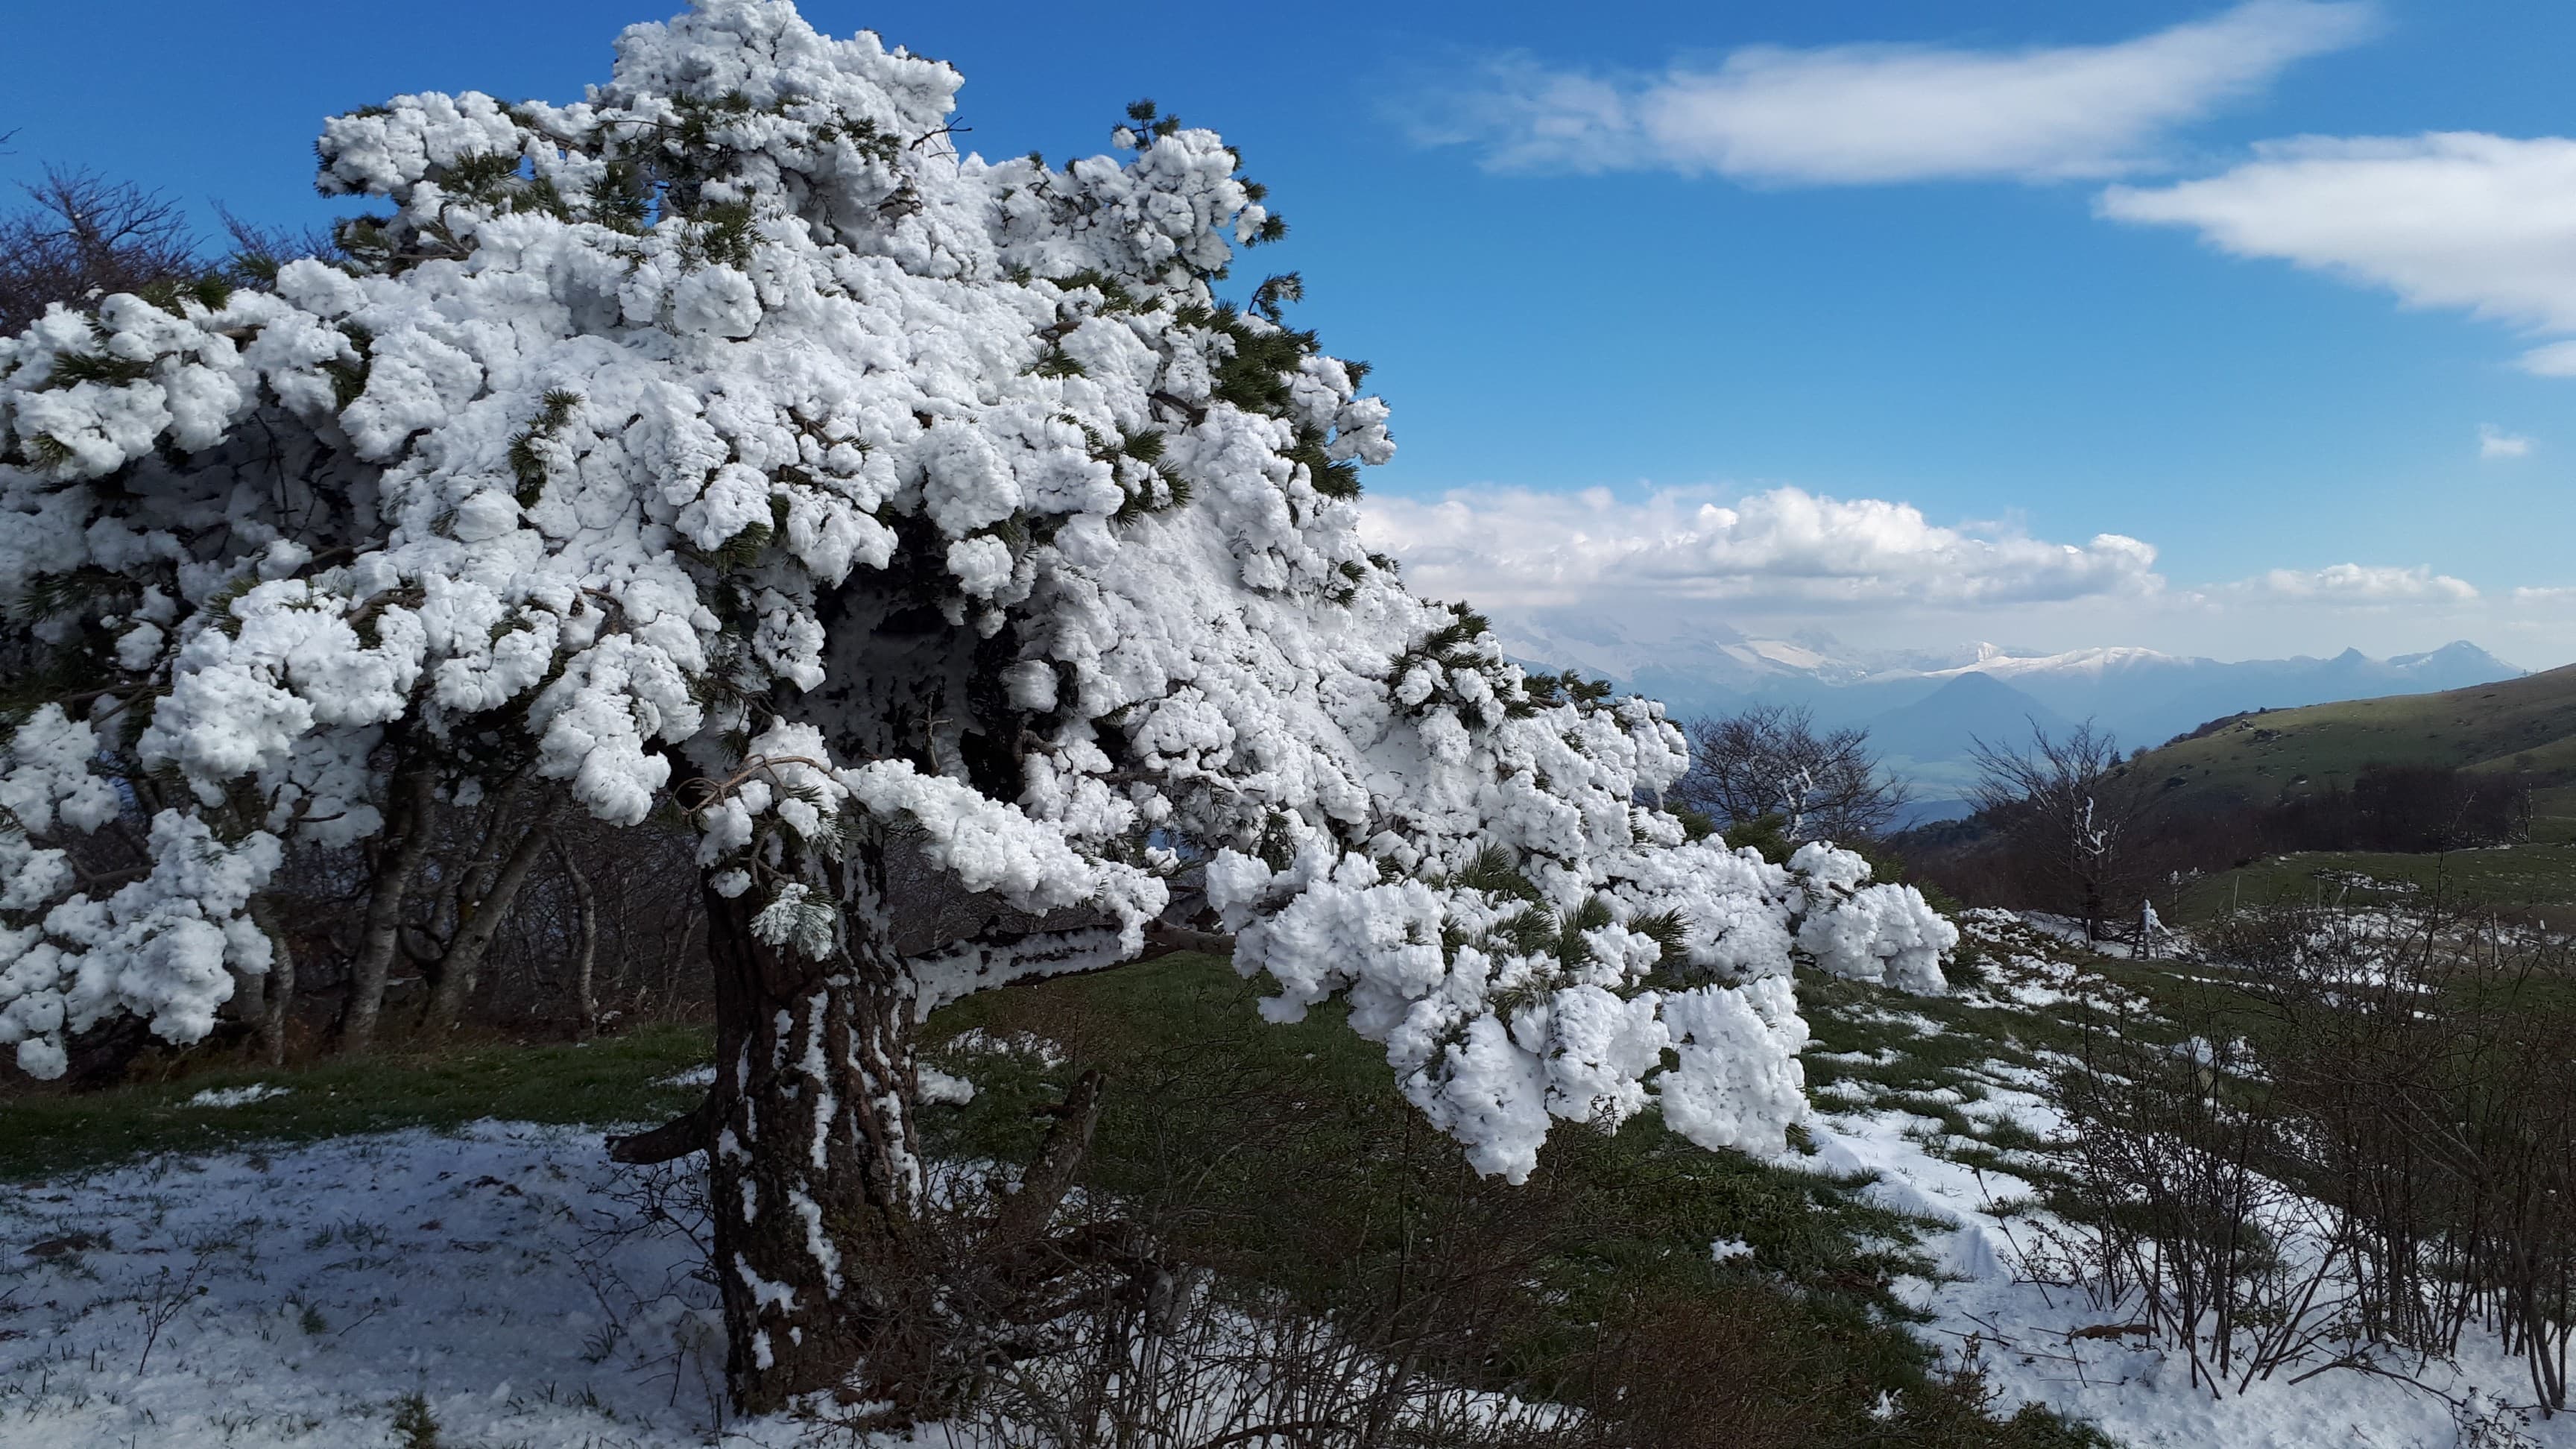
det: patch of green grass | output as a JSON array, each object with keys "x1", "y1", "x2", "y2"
[
  {"x1": 0, "y1": 1024, "x2": 711, "y2": 1182},
  {"x1": 1795, "y1": 915, "x2": 2285, "y2": 1205},
  {"x1": 2173, "y1": 845, "x2": 2576, "y2": 924},
  {"x1": 925, "y1": 952, "x2": 2110, "y2": 1448},
  {"x1": 2529, "y1": 785, "x2": 2576, "y2": 845},
  {"x1": 1801, "y1": 926, "x2": 2203, "y2": 1088}
]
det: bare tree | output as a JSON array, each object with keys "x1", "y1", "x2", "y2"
[
  {"x1": 1966, "y1": 720, "x2": 2151, "y2": 941},
  {"x1": 0, "y1": 167, "x2": 203, "y2": 334},
  {"x1": 1672, "y1": 703, "x2": 1910, "y2": 844},
  {"x1": 212, "y1": 203, "x2": 343, "y2": 284},
  {"x1": 0, "y1": 170, "x2": 343, "y2": 337}
]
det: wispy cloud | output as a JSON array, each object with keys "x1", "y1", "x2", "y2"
[
  {"x1": 2480, "y1": 424, "x2": 2535, "y2": 459},
  {"x1": 1410, "y1": 1, "x2": 2373, "y2": 184},
  {"x1": 2222, "y1": 563, "x2": 2479, "y2": 603},
  {"x1": 1357, "y1": 485, "x2": 2161, "y2": 609},
  {"x1": 2100, "y1": 133, "x2": 2576, "y2": 374},
  {"x1": 2516, "y1": 341, "x2": 2576, "y2": 376}
]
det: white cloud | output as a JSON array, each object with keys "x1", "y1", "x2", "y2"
[
  {"x1": 2480, "y1": 424, "x2": 2534, "y2": 459},
  {"x1": 2516, "y1": 341, "x2": 2576, "y2": 376},
  {"x1": 2101, "y1": 133, "x2": 2576, "y2": 372},
  {"x1": 2226, "y1": 563, "x2": 2479, "y2": 603},
  {"x1": 1415, "y1": 1, "x2": 2372, "y2": 184},
  {"x1": 1357, "y1": 486, "x2": 2568, "y2": 663},
  {"x1": 1357, "y1": 484, "x2": 2162, "y2": 609}
]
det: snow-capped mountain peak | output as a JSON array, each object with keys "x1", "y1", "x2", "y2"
[
  {"x1": 1486, "y1": 610, "x2": 2526, "y2": 777},
  {"x1": 1897, "y1": 645, "x2": 2186, "y2": 684}
]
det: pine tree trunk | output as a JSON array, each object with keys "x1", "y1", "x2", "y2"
[
  {"x1": 702, "y1": 868, "x2": 929, "y2": 1415},
  {"x1": 610, "y1": 819, "x2": 1126, "y2": 1418}
]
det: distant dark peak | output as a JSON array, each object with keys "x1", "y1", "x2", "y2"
[
  {"x1": 2330, "y1": 646, "x2": 2369, "y2": 665},
  {"x1": 1863, "y1": 670, "x2": 2070, "y2": 748},
  {"x1": 1910, "y1": 671, "x2": 2036, "y2": 707}
]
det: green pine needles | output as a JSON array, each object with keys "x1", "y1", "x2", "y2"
[{"x1": 506, "y1": 391, "x2": 584, "y2": 506}]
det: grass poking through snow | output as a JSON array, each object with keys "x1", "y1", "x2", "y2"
[{"x1": 0, "y1": 1024, "x2": 713, "y2": 1182}]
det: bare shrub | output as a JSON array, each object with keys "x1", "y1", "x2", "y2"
[
  {"x1": 2035, "y1": 1004, "x2": 2360, "y2": 1397},
  {"x1": 2038, "y1": 901, "x2": 2576, "y2": 1412},
  {"x1": 953, "y1": 1275, "x2": 1590, "y2": 1449},
  {"x1": 2228, "y1": 905, "x2": 2576, "y2": 1412}
]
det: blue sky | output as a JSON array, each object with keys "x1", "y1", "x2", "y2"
[{"x1": 8, "y1": 1, "x2": 2572, "y2": 664}]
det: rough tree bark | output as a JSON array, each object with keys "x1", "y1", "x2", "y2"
[
  {"x1": 697, "y1": 853, "x2": 926, "y2": 1415},
  {"x1": 604, "y1": 837, "x2": 1194, "y2": 1414}
]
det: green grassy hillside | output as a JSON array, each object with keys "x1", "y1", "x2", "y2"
[
  {"x1": 2169, "y1": 845, "x2": 2576, "y2": 924},
  {"x1": 2132, "y1": 663, "x2": 2576, "y2": 819}
]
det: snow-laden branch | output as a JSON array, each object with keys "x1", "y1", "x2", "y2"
[{"x1": 0, "y1": 0, "x2": 1954, "y2": 1184}]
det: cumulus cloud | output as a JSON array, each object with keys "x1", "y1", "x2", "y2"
[
  {"x1": 2101, "y1": 133, "x2": 2576, "y2": 373},
  {"x1": 2226, "y1": 563, "x2": 2479, "y2": 603},
  {"x1": 1357, "y1": 485, "x2": 2162, "y2": 609},
  {"x1": 1355, "y1": 486, "x2": 2559, "y2": 660},
  {"x1": 1412, "y1": 1, "x2": 2372, "y2": 183},
  {"x1": 2481, "y1": 424, "x2": 2534, "y2": 459}
]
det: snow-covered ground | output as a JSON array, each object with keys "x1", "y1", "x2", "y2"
[
  {"x1": 0, "y1": 1121, "x2": 962, "y2": 1448},
  {"x1": 1796, "y1": 912, "x2": 2575, "y2": 1449},
  {"x1": 4, "y1": 912, "x2": 2568, "y2": 1449},
  {"x1": 0, "y1": 1122, "x2": 1556, "y2": 1448},
  {"x1": 1809, "y1": 1098, "x2": 2566, "y2": 1448}
]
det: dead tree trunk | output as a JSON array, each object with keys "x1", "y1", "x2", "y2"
[
  {"x1": 423, "y1": 816, "x2": 555, "y2": 1032},
  {"x1": 344, "y1": 765, "x2": 437, "y2": 1052},
  {"x1": 554, "y1": 830, "x2": 599, "y2": 1038},
  {"x1": 249, "y1": 894, "x2": 294, "y2": 1067}
]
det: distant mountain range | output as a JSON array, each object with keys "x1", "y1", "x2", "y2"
[{"x1": 1491, "y1": 610, "x2": 2527, "y2": 806}]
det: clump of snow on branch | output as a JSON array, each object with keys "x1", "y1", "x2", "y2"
[
  {"x1": 1788, "y1": 842, "x2": 1955, "y2": 994},
  {"x1": 0, "y1": 0, "x2": 1949, "y2": 1184}
]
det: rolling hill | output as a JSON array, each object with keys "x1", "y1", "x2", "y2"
[{"x1": 2129, "y1": 663, "x2": 2576, "y2": 821}]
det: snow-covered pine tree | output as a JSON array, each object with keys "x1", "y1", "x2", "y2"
[{"x1": 0, "y1": 0, "x2": 1955, "y2": 1411}]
